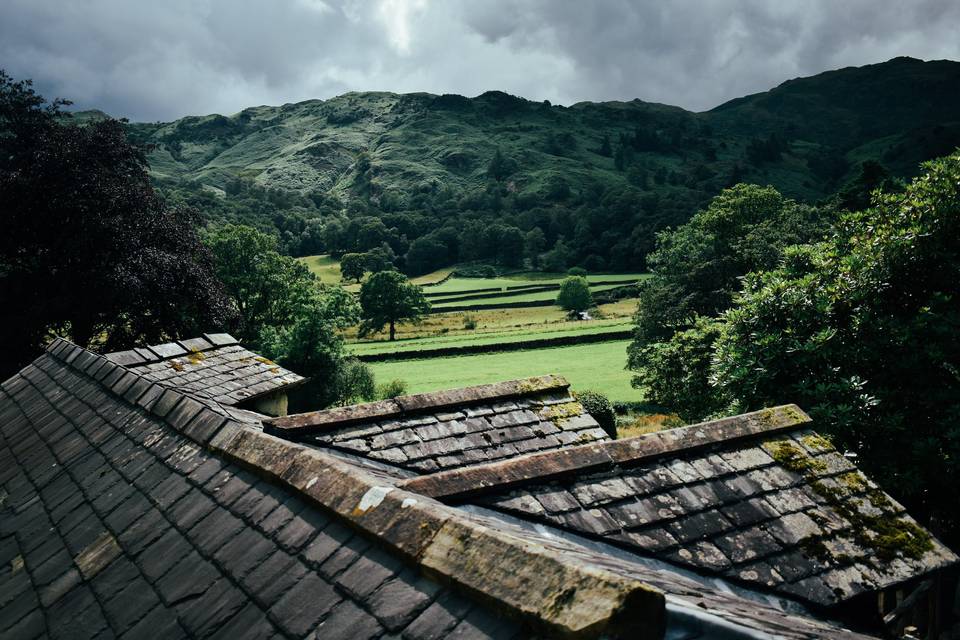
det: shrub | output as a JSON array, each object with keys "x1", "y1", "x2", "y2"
[
  {"x1": 376, "y1": 379, "x2": 408, "y2": 399},
  {"x1": 567, "y1": 266, "x2": 588, "y2": 277},
  {"x1": 462, "y1": 314, "x2": 478, "y2": 330},
  {"x1": 334, "y1": 359, "x2": 376, "y2": 405},
  {"x1": 575, "y1": 390, "x2": 617, "y2": 439}
]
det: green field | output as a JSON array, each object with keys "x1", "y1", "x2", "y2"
[
  {"x1": 431, "y1": 282, "x2": 637, "y2": 309},
  {"x1": 369, "y1": 340, "x2": 642, "y2": 402},
  {"x1": 426, "y1": 272, "x2": 646, "y2": 295},
  {"x1": 348, "y1": 320, "x2": 631, "y2": 356}
]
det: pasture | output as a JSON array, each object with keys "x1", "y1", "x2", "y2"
[{"x1": 368, "y1": 340, "x2": 642, "y2": 402}]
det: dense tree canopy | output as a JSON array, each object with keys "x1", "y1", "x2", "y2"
[
  {"x1": 358, "y1": 271, "x2": 430, "y2": 341},
  {"x1": 0, "y1": 71, "x2": 234, "y2": 377},
  {"x1": 204, "y1": 224, "x2": 364, "y2": 409},
  {"x1": 629, "y1": 183, "x2": 831, "y2": 348}
]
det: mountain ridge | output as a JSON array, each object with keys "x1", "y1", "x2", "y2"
[{"x1": 76, "y1": 57, "x2": 960, "y2": 268}]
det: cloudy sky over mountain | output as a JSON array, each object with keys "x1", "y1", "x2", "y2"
[{"x1": 3, "y1": 0, "x2": 959, "y2": 121}]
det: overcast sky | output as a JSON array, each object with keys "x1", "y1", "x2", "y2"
[{"x1": 3, "y1": 0, "x2": 959, "y2": 122}]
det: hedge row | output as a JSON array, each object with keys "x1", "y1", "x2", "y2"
[
  {"x1": 426, "y1": 284, "x2": 559, "y2": 304},
  {"x1": 430, "y1": 298, "x2": 557, "y2": 313},
  {"x1": 419, "y1": 271, "x2": 455, "y2": 288},
  {"x1": 424, "y1": 285, "x2": 505, "y2": 299},
  {"x1": 355, "y1": 329, "x2": 633, "y2": 362}
]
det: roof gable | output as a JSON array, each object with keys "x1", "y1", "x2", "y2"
[
  {"x1": 105, "y1": 334, "x2": 304, "y2": 408},
  {"x1": 265, "y1": 376, "x2": 611, "y2": 473}
]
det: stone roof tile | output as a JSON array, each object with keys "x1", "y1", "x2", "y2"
[{"x1": 106, "y1": 336, "x2": 305, "y2": 408}]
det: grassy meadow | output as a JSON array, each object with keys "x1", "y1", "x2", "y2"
[
  {"x1": 299, "y1": 255, "x2": 648, "y2": 402},
  {"x1": 369, "y1": 340, "x2": 642, "y2": 402}
]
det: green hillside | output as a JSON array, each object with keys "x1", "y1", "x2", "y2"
[{"x1": 109, "y1": 57, "x2": 960, "y2": 272}]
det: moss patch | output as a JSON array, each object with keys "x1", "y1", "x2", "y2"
[
  {"x1": 539, "y1": 401, "x2": 584, "y2": 426},
  {"x1": 767, "y1": 439, "x2": 932, "y2": 563},
  {"x1": 800, "y1": 433, "x2": 833, "y2": 452}
]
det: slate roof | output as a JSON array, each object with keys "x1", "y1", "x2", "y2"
[
  {"x1": 105, "y1": 334, "x2": 304, "y2": 407},
  {"x1": 397, "y1": 406, "x2": 959, "y2": 610},
  {"x1": 0, "y1": 338, "x2": 951, "y2": 640},
  {"x1": 265, "y1": 376, "x2": 610, "y2": 473}
]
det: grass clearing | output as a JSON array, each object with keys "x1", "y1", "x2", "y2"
[
  {"x1": 368, "y1": 340, "x2": 642, "y2": 402},
  {"x1": 412, "y1": 267, "x2": 454, "y2": 286},
  {"x1": 299, "y1": 254, "x2": 342, "y2": 285}
]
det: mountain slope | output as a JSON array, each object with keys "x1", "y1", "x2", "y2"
[{"x1": 107, "y1": 57, "x2": 960, "y2": 269}]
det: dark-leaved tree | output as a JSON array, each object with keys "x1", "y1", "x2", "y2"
[{"x1": 0, "y1": 71, "x2": 234, "y2": 377}]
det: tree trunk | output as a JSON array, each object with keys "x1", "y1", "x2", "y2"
[{"x1": 389, "y1": 320, "x2": 396, "y2": 341}]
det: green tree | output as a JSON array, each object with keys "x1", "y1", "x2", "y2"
[
  {"x1": 364, "y1": 244, "x2": 396, "y2": 273},
  {"x1": 524, "y1": 228, "x2": 546, "y2": 266},
  {"x1": 486, "y1": 148, "x2": 515, "y2": 182},
  {"x1": 630, "y1": 317, "x2": 726, "y2": 421},
  {"x1": 358, "y1": 271, "x2": 430, "y2": 341},
  {"x1": 256, "y1": 285, "x2": 360, "y2": 409},
  {"x1": 710, "y1": 153, "x2": 960, "y2": 538},
  {"x1": 541, "y1": 238, "x2": 573, "y2": 272},
  {"x1": 0, "y1": 71, "x2": 234, "y2": 376},
  {"x1": 836, "y1": 160, "x2": 897, "y2": 211},
  {"x1": 629, "y1": 184, "x2": 829, "y2": 349},
  {"x1": 334, "y1": 358, "x2": 376, "y2": 405},
  {"x1": 204, "y1": 225, "x2": 314, "y2": 341},
  {"x1": 557, "y1": 276, "x2": 593, "y2": 313},
  {"x1": 497, "y1": 226, "x2": 526, "y2": 267},
  {"x1": 205, "y1": 224, "x2": 363, "y2": 409},
  {"x1": 340, "y1": 252, "x2": 367, "y2": 283}
]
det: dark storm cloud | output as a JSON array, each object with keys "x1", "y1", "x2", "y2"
[{"x1": 2, "y1": 0, "x2": 958, "y2": 121}]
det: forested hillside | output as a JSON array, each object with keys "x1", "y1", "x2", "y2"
[{"x1": 109, "y1": 56, "x2": 960, "y2": 272}]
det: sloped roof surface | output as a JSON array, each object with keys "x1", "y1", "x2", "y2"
[
  {"x1": 0, "y1": 348, "x2": 518, "y2": 639},
  {"x1": 265, "y1": 376, "x2": 610, "y2": 473},
  {"x1": 0, "y1": 339, "x2": 887, "y2": 640},
  {"x1": 399, "y1": 407, "x2": 959, "y2": 609},
  {"x1": 105, "y1": 334, "x2": 304, "y2": 407}
]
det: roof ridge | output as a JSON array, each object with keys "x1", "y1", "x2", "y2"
[
  {"x1": 264, "y1": 374, "x2": 570, "y2": 439},
  {"x1": 398, "y1": 404, "x2": 812, "y2": 500},
  {"x1": 103, "y1": 332, "x2": 239, "y2": 366},
  {"x1": 42, "y1": 339, "x2": 667, "y2": 638}
]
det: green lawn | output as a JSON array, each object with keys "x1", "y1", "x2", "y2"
[
  {"x1": 369, "y1": 340, "x2": 642, "y2": 402},
  {"x1": 348, "y1": 321, "x2": 631, "y2": 356}
]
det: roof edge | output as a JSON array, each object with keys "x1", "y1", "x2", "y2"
[
  {"x1": 263, "y1": 375, "x2": 570, "y2": 439},
  {"x1": 102, "y1": 332, "x2": 241, "y2": 366},
  {"x1": 400, "y1": 404, "x2": 812, "y2": 500}
]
